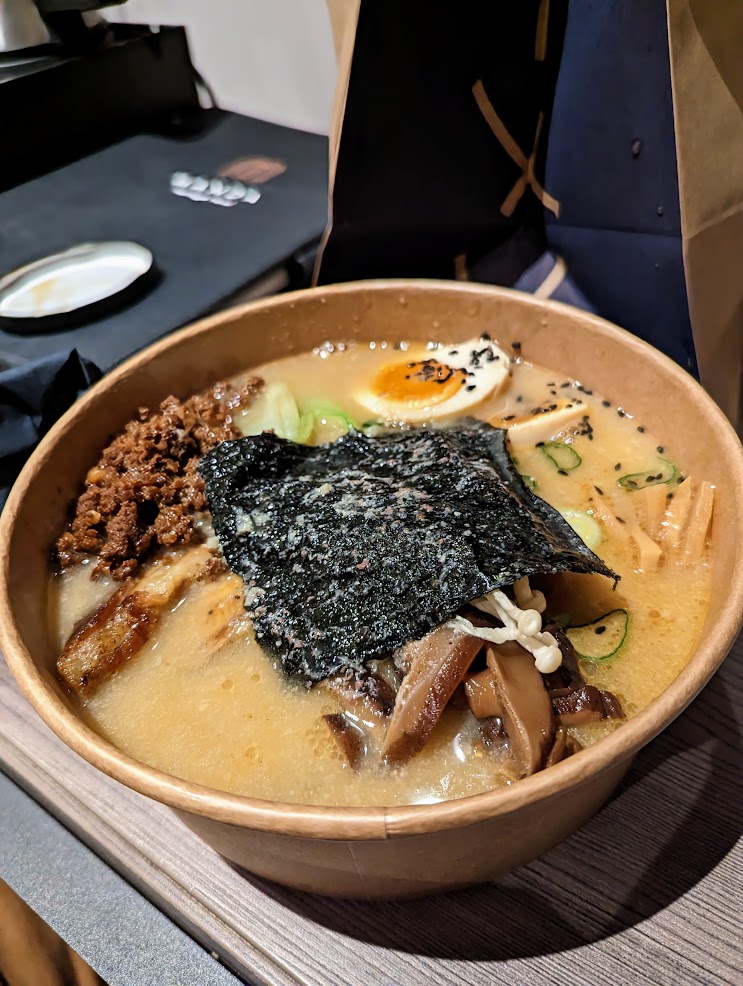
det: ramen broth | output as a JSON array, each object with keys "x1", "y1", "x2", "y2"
[{"x1": 50, "y1": 341, "x2": 712, "y2": 806}]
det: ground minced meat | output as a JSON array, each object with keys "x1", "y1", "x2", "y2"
[{"x1": 56, "y1": 377, "x2": 262, "y2": 579}]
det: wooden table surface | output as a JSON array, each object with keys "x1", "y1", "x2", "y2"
[{"x1": 1, "y1": 634, "x2": 741, "y2": 986}]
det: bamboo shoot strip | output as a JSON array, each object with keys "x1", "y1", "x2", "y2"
[
  {"x1": 661, "y1": 478, "x2": 695, "y2": 549},
  {"x1": 682, "y1": 482, "x2": 714, "y2": 564}
]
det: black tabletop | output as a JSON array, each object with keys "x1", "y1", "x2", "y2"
[{"x1": 0, "y1": 110, "x2": 328, "y2": 372}]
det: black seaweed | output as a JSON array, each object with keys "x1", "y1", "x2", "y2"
[{"x1": 200, "y1": 422, "x2": 616, "y2": 682}]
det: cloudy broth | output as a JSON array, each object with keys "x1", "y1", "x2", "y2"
[{"x1": 51, "y1": 341, "x2": 712, "y2": 806}]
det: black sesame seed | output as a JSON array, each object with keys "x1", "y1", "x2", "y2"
[
  {"x1": 550, "y1": 390, "x2": 557, "y2": 396},
  {"x1": 646, "y1": 476, "x2": 655, "y2": 483},
  {"x1": 602, "y1": 400, "x2": 611, "y2": 407},
  {"x1": 481, "y1": 333, "x2": 491, "y2": 341},
  {"x1": 535, "y1": 441, "x2": 545, "y2": 448},
  {"x1": 657, "y1": 446, "x2": 664, "y2": 453},
  {"x1": 627, "y1": 479, "x2": 638, "y2": 488},
  {"x1": 502, "y1": 414, "x2": 515, "y2": 421},
  {"x1": 466, "y1": 384, "x2": 477, "y2": 392},
  {"x1": 594, "y1": 485, "x2": 604, "y2": 496},
  {"x1": 678, "y1": 475, "x2": 686, "y2": 483},
  {"x1": 560, "y1": 382, "x2": 571, "y2": 388},
  {"x1": 614, "y1": 463, "x2": 622, "y2": 471},
  {"x1": 617, "y1": 409, "x2": 625, "y2": 417},
  {"x1": 547, "y1": 382, "x2": 555, "y2": 386},
  {"x1": 512, "y1": 341, "x2": 521, "y2": 350},
  {"x1": 557, "y1": 469, "x2": 569, "y2": 476},
  {"x1": 594, "y1": 625, "x2": 607, "y2": 635},
  {"x1": 615, "y1": 516, "x2": 626, "y2": 524},
  {"x1": 449, "y1": 350, "x2": 458, "y2": 355},
  {"x1": 637, "y1": 426, "x2": 645, "y2": 433},
  {"x1": 667, "y1": 492, "x2": 674, "y2": 500},
  {"x1": 516, "y1": 395, "x2": 523, "y2": 402},
  {"x1": 565, "y1": 403, "x2": 573, "y2": 409},
  {"x1": 584, "y1": 389, "x2": 593, "y2": 395}
]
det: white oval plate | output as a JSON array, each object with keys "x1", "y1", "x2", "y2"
[{"x1": 0, "y1": 242, "x2": 154, "y2": 322}]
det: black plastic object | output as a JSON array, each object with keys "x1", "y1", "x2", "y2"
[
  {"x1": 37, "y1": 0, "x2": 126, "y2": 11},
  {"x1": 0, "y1": 24, "x2": 201, "y2": 193},
  {"x1": 201, "y1": 421, "x2": 616, "y2": 683}
]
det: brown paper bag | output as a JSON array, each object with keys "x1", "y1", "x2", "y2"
[{"x1": 667, "y1": 0, "x2": 743, "y2": 425}]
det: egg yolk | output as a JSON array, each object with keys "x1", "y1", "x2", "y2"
[{"x1": 371, "y1": 359, "x2": 468, "y2": 408}]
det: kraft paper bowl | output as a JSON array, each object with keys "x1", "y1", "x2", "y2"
[{"x1": 2, "y1": 280, "x2": 742, "y2": 899}]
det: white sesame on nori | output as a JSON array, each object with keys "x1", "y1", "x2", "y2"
[{"x1": 200, "y1": 422, "x2": 616, "y2": 683}]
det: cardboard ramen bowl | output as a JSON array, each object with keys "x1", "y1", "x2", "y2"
[{"x1": 2, "y1": 281, "x2": 742, "y2": 900}]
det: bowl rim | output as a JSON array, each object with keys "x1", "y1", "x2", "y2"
[{"x1": 2, "y1": 278, "x2": 742, "y2": 841}]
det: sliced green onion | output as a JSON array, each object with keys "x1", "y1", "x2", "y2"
[
  {"x1": 540, "y1": 441, "x2": 582, "y2": 472},
  {"x1": 617, "y1": 458, "x2": 677, "y2": 491}
]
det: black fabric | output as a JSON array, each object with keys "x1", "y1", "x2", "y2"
[
  {"x1": 200, "y1": 422, "x2": 615, "y2": 682},
  {"x1": 0, "y1": 350, "x2": 101, "y2": 506}
]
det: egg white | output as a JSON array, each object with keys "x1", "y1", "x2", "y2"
[{"x1": 357, "y1": 337, "x2": 511, "y2": 423}]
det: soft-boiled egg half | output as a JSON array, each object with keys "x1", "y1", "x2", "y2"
[{"x1": 357, "y1": 336, "x2": 511, "y2": 423}]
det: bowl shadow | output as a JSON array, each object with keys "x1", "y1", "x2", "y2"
[{"x1": 237, "y1": 657, "x2": 742, "y2": 962}]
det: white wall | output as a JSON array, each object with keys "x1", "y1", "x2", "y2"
[{"x1": 106, "y1": 0, "x2": 337, "y2": 135}]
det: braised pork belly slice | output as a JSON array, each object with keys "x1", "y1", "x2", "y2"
[{"x1": 57, "y1": 546, "x2": 221, "y2": 693}]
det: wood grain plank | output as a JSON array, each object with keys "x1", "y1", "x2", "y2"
[{"x1": 1, "y1": 636, "x2": 741, "y2": 986}]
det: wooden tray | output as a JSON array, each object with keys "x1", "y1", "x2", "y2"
[{"x1": 1, "y1": 646, "x2": 741, "y2": 986}]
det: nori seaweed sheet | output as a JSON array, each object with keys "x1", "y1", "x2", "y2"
[{"x1": 200, "y1": 422, "x2": 616, "y2": 682}]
